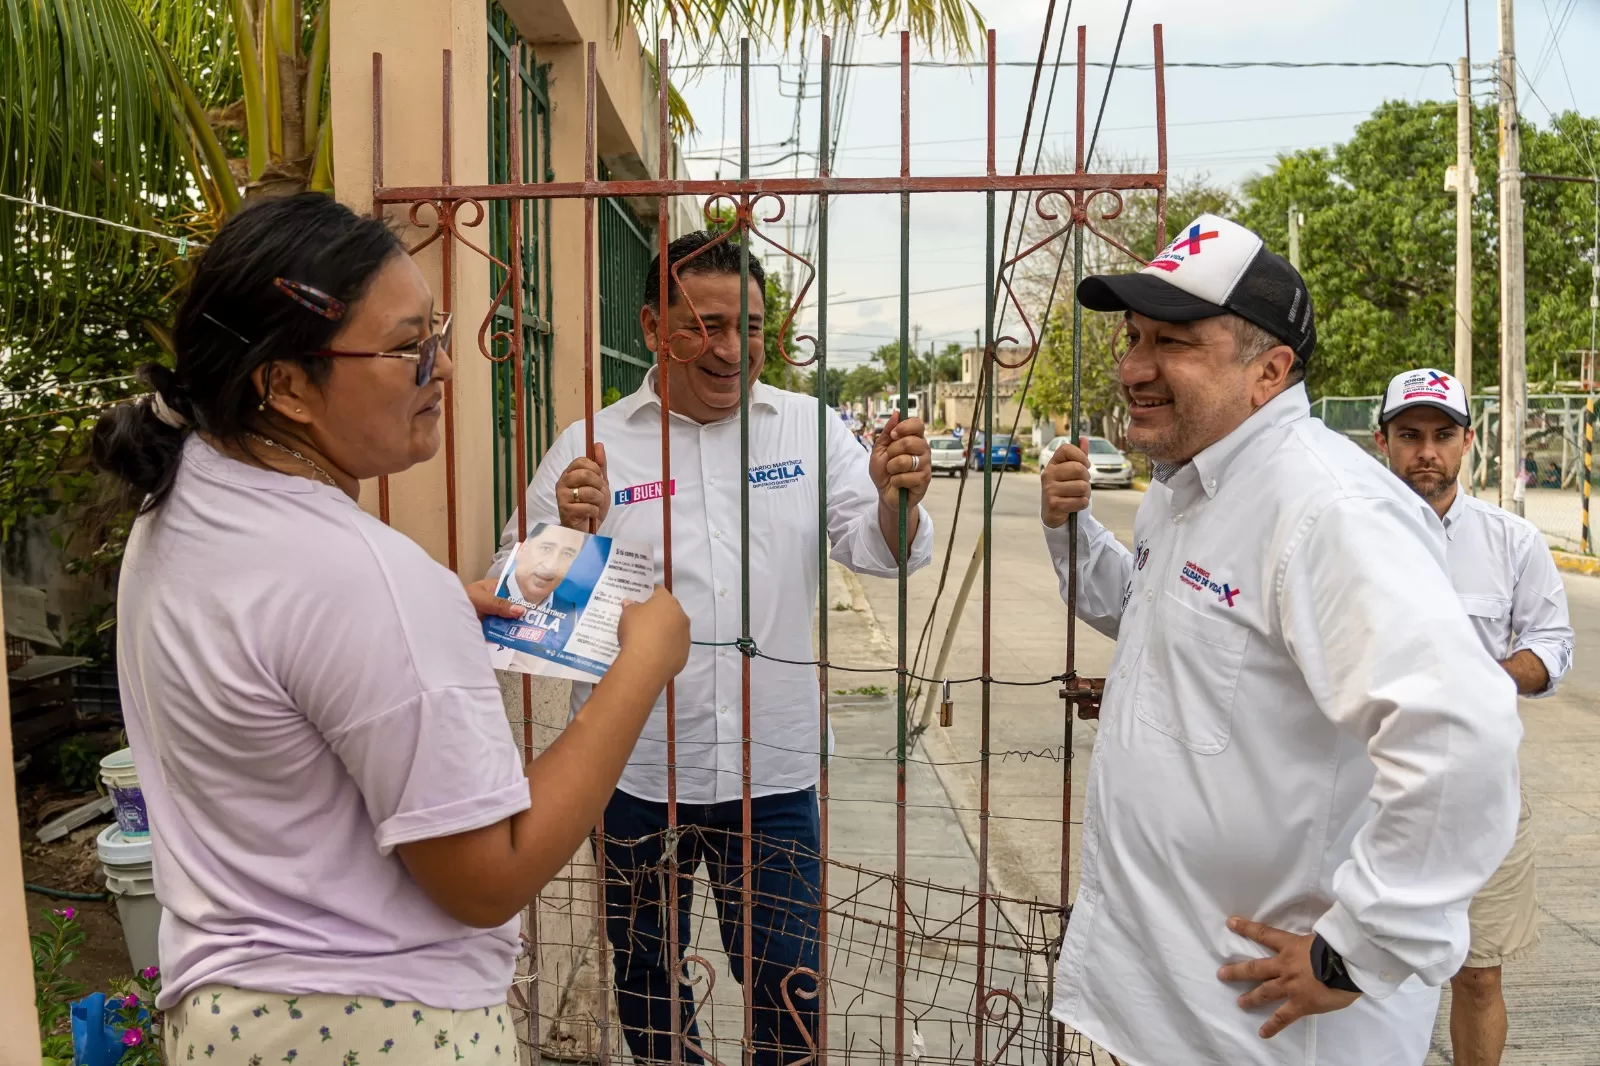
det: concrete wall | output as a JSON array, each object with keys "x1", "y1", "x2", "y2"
[
  {"x1": 330, "y1": 2, "x2": 670, "y2": 1058},
  {"x1": 331, "y1": 0, "x2": 499, "y2": 578},
  {"x1": 0, "y1": 586, "x2": 42, "y2": 1064},
  {"x1": 332, "y1": 0, "x2": 677, "y2": 566}
]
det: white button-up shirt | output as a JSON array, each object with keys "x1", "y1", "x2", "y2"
[
  {"x1": 497, "y1": 369, "x2": 932, "y2": 804},
  {"x1": 1045, "y1": 384, "x2": 1522, "y2": 1066},
  {"x1": 1439, "y1": 489, "x2": 1574, "y2": 692}
]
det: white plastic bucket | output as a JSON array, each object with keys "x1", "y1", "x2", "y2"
[
  {"x1": 97, "y1": 824, "x2": 161, "y2": 973},
  {"x1": 99, "y1": 748, "x2": 148, "y2": 838}
]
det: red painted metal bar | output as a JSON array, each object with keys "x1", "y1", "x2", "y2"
[
  {"x1": 375, "y1": 173, "x2": 1164, "y2": 202},
  {"x1": 1153, "y1": 24, "x2": 1169, "y2": 245},
  {"x1": 814, "y1": 34, "x2": 833, "y2": 1066},
  {"x1": 654, "y1": 36, "x2": 684, "y2": 1066},
  {"x1": 737, "y1": 40, "x2": 758, "y2": 1064},
  {"x1": 986, "y1": 29, "x2": 996, "y2": 179},
  {"x1": 583, "y1": 46, "x2": 597, "y2": 466},
  {"x1": 739, "y1": 34, "x2": 757, "y2": 1063},
  {"x1": 974, "y1": 34, "x2": 996, "y2": 1066},
  {"x1": 894, "y1": 31, "x2": 910, "y2": 1066},
  {"x1": 441, "y1": 50, "x2": 459, "y2": 573},
  {"x1": 579, "y1": 41, "x2": 612, "y2": 1066},
  {"x1": 1075, "y1": 28, "x2": 1087, "y2": 176},
  {"x1": 372, "y1": 52, "x2": 391, "y2": 526},
  {"x1": 504, "y1": 53, "x2": 540, "y2": 1051}
]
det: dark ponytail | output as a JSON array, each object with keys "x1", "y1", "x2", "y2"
[{"x1": 91, "y1": 193, "x2": 402, "y2": 510}]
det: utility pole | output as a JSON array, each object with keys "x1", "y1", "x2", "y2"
[
  {"x1": 1451, "y1": 56, "x2": 1475, "y2": 404},
  {"x1": 1497, "y1": 0, "x2": 1527, "y2": 515},
  {"x1": 1287, "y1": 205, "x2": 1302, "y2": 272}
]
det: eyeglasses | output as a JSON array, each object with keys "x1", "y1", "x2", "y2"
[
  {"x1": 306, "y1": 313, "x2": 452, "y2": 387},
  {"x1": 272, "y1": 277, "x2": 449, "y2": 387}
]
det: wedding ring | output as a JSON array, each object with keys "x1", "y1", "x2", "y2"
[{"x1": 911, "y1": 454, "x2": 920, "y2": 472}]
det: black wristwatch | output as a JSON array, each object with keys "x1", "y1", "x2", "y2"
[{"x1": 1309, "y1": 933, "x2": 1363, "y2": 994}]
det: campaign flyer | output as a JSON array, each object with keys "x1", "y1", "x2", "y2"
[{"x1": 482, "y1": 523, "x2": 655, "y2": 683}]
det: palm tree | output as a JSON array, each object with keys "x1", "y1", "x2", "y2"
[
  {"x1": 2, "y1": 0, "x2": 331, "y2": 333},
  {"x1": 0, "y1": 0, "x2": 981, "y2": 576}
]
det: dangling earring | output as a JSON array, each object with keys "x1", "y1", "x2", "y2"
[{"x1": 258, "y1": 383, "x2": 272, "y2": 412}]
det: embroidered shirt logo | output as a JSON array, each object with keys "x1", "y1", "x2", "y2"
[
  {"x1": 1179, "y1": 559, "x2": 1241, "y2": 607},
  {"x1": 749, "y1": 459, "x2": 805, "y2": 488},
  {"x1": 614, "y1": 480, "x2": 676, "y2": 505}
]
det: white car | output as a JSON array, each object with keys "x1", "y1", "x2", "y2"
[
  {"x1": 927, "y1": 435, "x2": 966, "y2": 476},
  {"x1": 1040, "y1": 435, "x2": 1135, "y2": 488}
]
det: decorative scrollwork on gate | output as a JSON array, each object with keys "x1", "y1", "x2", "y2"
[
  {"x1": 991, "y1": 188, "x2": 1150, "y2": 370},
  {"x1": 777, "y1": 965, "x2": 823, "y2": 1066},
  {"x1": 675, "y1": 952, "x2": 732, "y2": 1066},
  {"x1": 978, "y1": 987, "x2": 1025, "y2": 1065}
]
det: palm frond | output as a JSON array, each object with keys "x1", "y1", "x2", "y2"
[
  {"x1": 641, "y1": 49, "x2": 698, "y2": 138},
  {"x1": 303, "y1": 7, "x2": 329, "y2": 150},
  {"x1": 129, "y1": 0, "x2": 237, "y2": 107},
  {"x1": 0, "y1": 0, "x2": 202, "y2": 340},
  {"x1": 616, "y1": 0, "x2": 985, "y2": 57},
  {"x1": 224, "y1": 0, "x2": 269, "y2": 180}
]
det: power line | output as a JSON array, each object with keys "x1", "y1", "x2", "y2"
[
  {"x1": 673, "y1": 59, "x2": 1459, "y2": 72},
  {"x1": 685, "y1": 104, "x2": 1469, "y2": 166},
  {"x1": 0, "y1": 192, "x2": 204, "y2": 252},
  {"x1": 0, "y1": 375, "x2": 138, "y2": 399}
]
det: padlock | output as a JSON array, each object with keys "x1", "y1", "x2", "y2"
[{"x1": 939, "y1": 678, "x2": 954, "y2": 727}]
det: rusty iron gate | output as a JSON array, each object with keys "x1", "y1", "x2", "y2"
[{"x1": 371, "y1": 24, "x2": 1167, "y2": 1066}]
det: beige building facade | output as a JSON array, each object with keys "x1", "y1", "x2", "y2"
[{"x1": 3, "y1": 0, "x2": 685, "y2": 1055}]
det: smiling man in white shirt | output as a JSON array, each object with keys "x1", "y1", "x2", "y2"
[
  {"x1": 1037, "y1": 214, "x2": 1522, "y2": 1065},
  {"x1": 495, "y1": 230, "x2": 933, "y2": 1066},
  {"x1": 1375, "y1": 367, "x2": 1574, "y2": 1066}
]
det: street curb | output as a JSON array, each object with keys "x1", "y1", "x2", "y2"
[{"x1": 1553, "y1": 551, "x2": 1600, "y2": 577}]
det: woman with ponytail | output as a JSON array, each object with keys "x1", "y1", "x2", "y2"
[{"x1": 95, "y1": 193, "x2": 687, "y2": 1065}]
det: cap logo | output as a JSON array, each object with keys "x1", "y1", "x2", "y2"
[
  {"x1": 1427, "y1": 371, "x2": 1451, "y2": 386},
  {"x1": 1149, "y1": 223, "x2": 1221, "y2": 273},
  {"x1": 1172, "y1": 224, "x2": 1221, "y2": 256}
]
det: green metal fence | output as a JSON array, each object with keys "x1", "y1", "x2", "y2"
[
  {"x1": 598, "y1": 170, "x2": 655, "y2": 404},
  {"x1": 487, "y1": 1, "x2": 554, "y2": 540}
]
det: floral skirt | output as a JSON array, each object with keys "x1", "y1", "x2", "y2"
[{"x1": 164, "y1": 985, "x2": 512, "y2": 1065}]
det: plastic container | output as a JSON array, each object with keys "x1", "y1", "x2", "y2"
[
  {"x1": 99, "y1": 749, "x2": 148, "y2": 838},
  {"x1": 96, "y1": 825, "x2": 161, "y2": 973}
]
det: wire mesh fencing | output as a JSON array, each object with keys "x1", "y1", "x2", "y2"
[{"x1": 376, "y1": 19, "x2": 1167, "y2": 1065}]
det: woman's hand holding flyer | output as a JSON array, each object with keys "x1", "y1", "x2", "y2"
[{"x1": 481, "y1": 521, "x2": 656, "y2": 683}]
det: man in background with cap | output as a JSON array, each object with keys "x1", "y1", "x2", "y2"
[
  {"x1": 1375, "y1": 367, "x2": 1573, "y2": 1066},
  {"x1": 1038, "y1": 214, "x2": 1522, "y2": 1065}
]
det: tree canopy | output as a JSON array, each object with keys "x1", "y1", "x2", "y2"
[{"x1": 1014, "y1": 101, "x2": 1600, "y2": 443}]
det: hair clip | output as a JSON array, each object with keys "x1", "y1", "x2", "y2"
[
  {"x1": 202, "y1": 312, "x2": 254, "y2": 347},
  {"x1": 273, "y1": 277, "x2": 346, "y2": 321}
]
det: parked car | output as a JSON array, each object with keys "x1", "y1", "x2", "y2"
[
  {"x1": 1040, "y1": 434, "x2": 1134, "y2": 488},
  {"x1": 968, "y1": 433, "x2": 1022, "y2": 471},
  {"x1": 928, "y1": 435, "x2": 966, "y2": 476}
]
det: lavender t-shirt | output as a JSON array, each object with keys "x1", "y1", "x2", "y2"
[{"x1": 118, "y1": 436, "x2": 530, "y2": 1011}]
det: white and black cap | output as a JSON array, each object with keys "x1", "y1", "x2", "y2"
[
  {"x1": 1380, "y1": 367, "x2": 1471, "y2": 428},
  {"x1": 1077, "y1": 213, "x2": 1316, "y2": 362}
]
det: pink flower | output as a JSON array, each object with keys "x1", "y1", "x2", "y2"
[
  {"x1": 141, "y1": 966, "x2": 160, "y2": 980},
  {"x1": 122, "y1": 1028, "x2": 144, "y2": 1046},
  {"x1": 54, "y1": 907, "x2": 77, "y2": 921},
  {"x1": 124, "y1": 992, "x2": 139, "y2": 1008}
]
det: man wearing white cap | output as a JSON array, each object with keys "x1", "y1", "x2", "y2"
[
  {"x1": 1375, "y1": 368, "x2": 1573, "y2": 1066},
  {"x1": 1038, "y1": 215, "x2": 1522, "y2": 1065}
]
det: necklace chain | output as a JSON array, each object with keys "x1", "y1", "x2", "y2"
[{"x1": 247, "y1": 432, "x2": 338, "y2": 488}]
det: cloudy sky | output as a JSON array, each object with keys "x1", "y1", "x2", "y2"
[{"x1": 668, "y1": 0, "x2": 1600, "y2": 367}]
